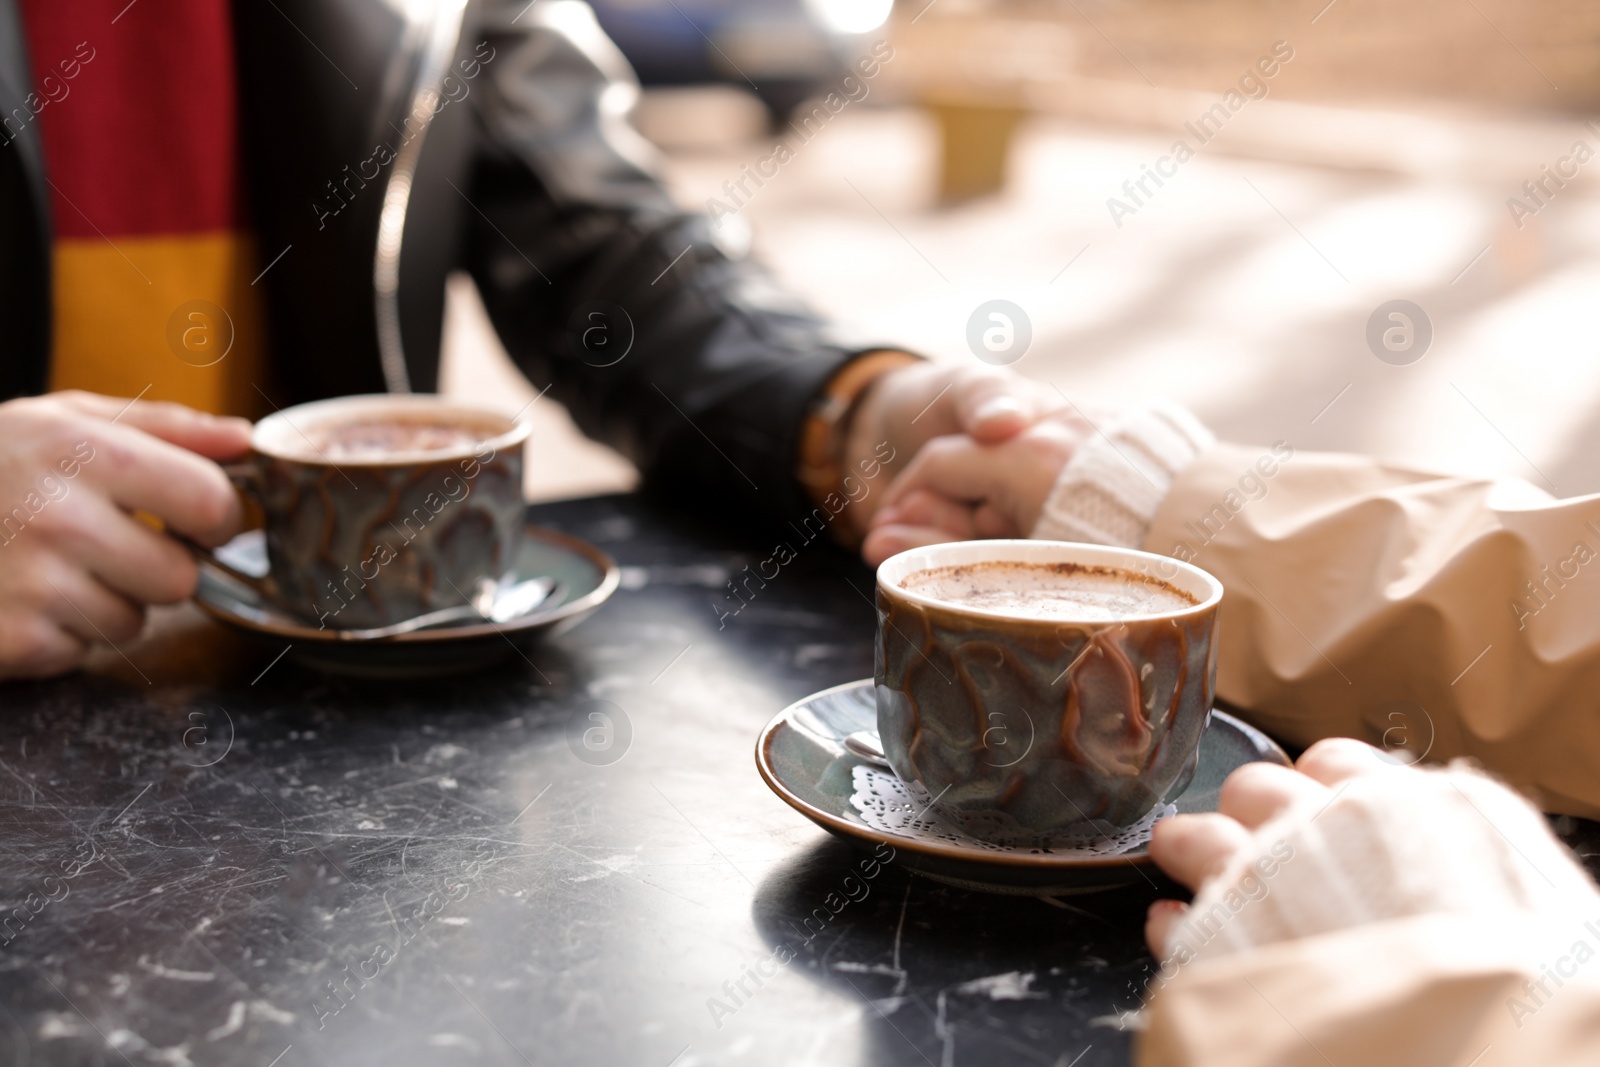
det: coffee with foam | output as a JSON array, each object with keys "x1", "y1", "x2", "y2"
[
  {"x1": 900, "y1": 560, "x2": 1198, "y2": 622},
  {"x1": 313, "y1": 420, "x2": 485, "y2": 460}
]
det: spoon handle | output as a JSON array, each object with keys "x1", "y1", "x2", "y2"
[
  {"x1": 333, "y1": 604, "x2": 483, "y2": 641},
  {"x1": 843, "y1": 730, "x2": 894, "y2": 769},
  {"x1": 329, "y1": 577, "x2": 558, "y2": 640}
]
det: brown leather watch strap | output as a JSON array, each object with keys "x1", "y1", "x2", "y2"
[{"x1": 797, "y1": 349, "x2": 920, "y2": 508}]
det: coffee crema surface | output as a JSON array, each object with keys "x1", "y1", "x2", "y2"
[
  {"x1": 312, "y1": 420, "x2": 486, "y2": 460},
  {"x1": 900, "y1": 560, "x2": 1198, "y2": 621}
]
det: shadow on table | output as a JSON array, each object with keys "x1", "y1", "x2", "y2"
[{"x1": 750, "y1": 835, "x2": 1167, "y2": 1067}]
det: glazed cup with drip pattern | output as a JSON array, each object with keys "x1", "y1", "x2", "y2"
[
  {"x1": 202, "y1": 394, "x2": 530, "y2": 630},
  {"x1": 874, "y1": 539, "x2": 1224, "y2": 846}
]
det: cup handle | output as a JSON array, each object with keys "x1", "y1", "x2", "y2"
[{"x1": 177, "y1": 462, "x2": 272, "y2": 596}]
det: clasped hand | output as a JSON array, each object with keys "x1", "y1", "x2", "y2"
[{"x1": 859, "y1": 396, "x2": 1094, "y2": 566}]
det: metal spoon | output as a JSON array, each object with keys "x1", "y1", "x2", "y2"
[
  {"x1": 843, "y1": 730, "x2": 893, "y2": 769},
  {"x1": 333, "y1": 576, "x2": 561, "y2": 641}
]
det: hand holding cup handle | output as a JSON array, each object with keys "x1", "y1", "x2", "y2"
[
  {"x1": 172, "y1": 461, "x2": 274, "y2": 596},
  {"x1": 179, "y1": 395, "x2": 532, "y2": 631}
]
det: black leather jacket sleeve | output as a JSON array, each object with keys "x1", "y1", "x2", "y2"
[{"x1": 463, "y1": 0, "x2": 863, "y2": 527}]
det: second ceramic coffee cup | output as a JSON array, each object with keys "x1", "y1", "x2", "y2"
[
  {"x1": 206, "y1": 394, "x2": 530, "y2": 630},
  {"x1": 875, "y1": 539, "x2": 1223, "y2": 845}
]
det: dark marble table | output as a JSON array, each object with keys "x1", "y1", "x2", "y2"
[{"x1": 16, "y1": 492, "x2": 1591, "y2": 1067}]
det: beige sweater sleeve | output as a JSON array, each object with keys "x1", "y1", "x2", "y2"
[
  {"x1": 1138, "y1": 913, "x2": 1600, "y2": 1067},
  {"x1": 1139, "y1": 762, "x2": 1600, "y2": 1066},
  {"x1": 1146, "y1": 443, "x2": 1600, "y2": 818}
]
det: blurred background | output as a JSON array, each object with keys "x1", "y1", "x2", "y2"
[{"x1": 442, "y1": 0, "x2": 1600, "y2": 503}]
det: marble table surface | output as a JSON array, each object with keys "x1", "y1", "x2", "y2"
[{"x1": 4, "y1": 493, "x2": 1595, "y2": 1067}]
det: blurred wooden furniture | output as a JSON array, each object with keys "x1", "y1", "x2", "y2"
[
  {"x1": 887, "y1": 14, "x2": 1075, "y2": 202},
  {"x1": 923, "y1": 96, "x2": 1028, "y2": 202}
]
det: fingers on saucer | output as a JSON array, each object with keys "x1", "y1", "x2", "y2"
[
  {"x1": 1145, "y1": 899, "x2": 1189, "y2": 960},
  {"x1": 1218, "y1": 761, "x2": 1324, "y2": 829},
  {"x1": 1295, "y1": 737, "x2": 1395, "y2": 788},
  {"x1": 1148, "y1": 813, "x2": 1253, "y2": 893}
]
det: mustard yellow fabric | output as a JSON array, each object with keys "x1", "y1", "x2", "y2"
[{"x1": 47, "y1": 232, "x2": 269, "y2": 417}]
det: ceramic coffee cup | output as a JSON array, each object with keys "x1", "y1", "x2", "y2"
[
  {"x1": 875, "y1": 539, "x2": 1223, "y2": 845},
  {"x1": 203, "y1": 394, "x2": 530, "y2": 630}
]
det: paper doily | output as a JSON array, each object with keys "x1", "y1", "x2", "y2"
[{"x1": 848, "y1": 763, "x2": 1174, "y2": 857}]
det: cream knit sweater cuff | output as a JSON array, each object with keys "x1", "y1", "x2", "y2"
[
  {"x1": 1030, "y1": 401, "x2": 1216, "y2": 549},
  {"x1": 1168, "y1": 761, "x2": 1600, "y2": 965}
]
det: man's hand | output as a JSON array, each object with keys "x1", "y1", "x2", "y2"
[
  {"x1": 841, "y1": 362, "x2": 1063, "y2": 541},
  {"x1": 0, "y1": 392, "x2": 251, "y2": 679}
]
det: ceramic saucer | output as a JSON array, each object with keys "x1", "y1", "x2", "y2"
[
  {"x1": 195, "y1": 522, "x2": 618, "y2": 677},
  {"x1": 755, "y1": 679, "x2": 1290, "y2": 896}
]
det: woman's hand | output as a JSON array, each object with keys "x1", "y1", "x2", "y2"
[
  {"x1": 861, "y1": 418, "x2": 1085, "y2": 565},
  {"x1": 1145, "y1": 738, "x2": 1600, "y2": 967},
  {"x1": 0, "y1": 392, "x2": 251, "y2": 679}
]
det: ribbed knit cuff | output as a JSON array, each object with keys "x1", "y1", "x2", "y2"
[
  {"x1": 1030, "y1": 401, "x2": 1215, "y2": 548},
  {"x1": 1167, "y1": 761, "x2": 1600, "y2": 965}
]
